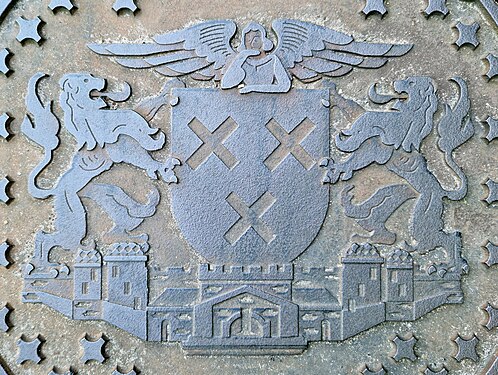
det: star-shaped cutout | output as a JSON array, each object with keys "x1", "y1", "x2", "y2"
[
  {"x1": 485, "y1": 53, "x2": 498, "y2": 80},
  {"x1": 484, "y1": 241, "x2": 498, "y2": 267},
  {"x1": 16, "y1": 16, "x2": 44, "y2": 44},
  {"x1": 0, "y1": 48, "x2": 12, "y2": 76},
  {"x1": 484, "y1": 303, "x2": 498, "y2": 330},
  {"x1": 0, "y1": 304, "x2": 12, "y2": 332},
  {"x1": 48, "y1": 366, "x2": 76, "y2": 375},
  {"x1": 484, "y1": 179, "x2": 498, "y2": 205},
  {"x1": 424, "y1": 0, "x2": 448, "y2": 17},
  {"x1": 392, "y1": 334, "x2": 418, "y2": 361},
  {"x1": 485, "y1": 116, "x2": 498, "y2": 142},
  {"x1": 48, "y1": 0, "x2": 76, "y2": 13},
  {"x1": 0, "y1": 113, "x2": 12, "y2": 139},
  {"x1": 361, "y1": 0, "x2": 387, "y2": 17},
  {"x1": 112, "y1": 0, "x2": 139, "y2": 14},
  {"x1": 453, "y1": 334, "x2": 479, "y2": 362},
  {"x1": 423, "y1": 366, "x2": 448, "y2": 375},
  {"x1": 360, "y1": 364, "x2": 386, "y2": 375},
  {"x1": 80, "y1": 334, "x2": 106, "y2": 363},
  {"x1": 454, "y1": 21, "x2": 480, "y2": 49},
  {"x1": 0, "y1": 177, "x2": 11, "y2": 204},
  {"x1": 17, "y1": 335, "x2": 43, "y2": 364},
  {"x1": 113, "y1": 366, "x2": 139, "y2": 375},
  {"x1": 0, "y1": 242, "x2": 10, "y2": 267}
]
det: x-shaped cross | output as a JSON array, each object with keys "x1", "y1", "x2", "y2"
[
  {"x1": 225, "y1": 192, "x2": 276, "y2": 245},
  {"x1": 264, "y1": 118, "x2": 315, "y2": 171},
  {"x1": 187, "y1": 117, "x2": 238, "y2": 170}
]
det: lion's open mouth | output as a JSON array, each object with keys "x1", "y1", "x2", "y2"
[
  {"x1": 90, "y1": 82, "x2": 131, "y2": 102},
  {"x1": 89, "y1": 89, "x2": 102, "y2": 100}
]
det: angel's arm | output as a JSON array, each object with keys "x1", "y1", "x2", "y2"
[
  {"x1": 240, "y1": 56, "x2": 291, "y2": 94},
  {"x1": 221, "y1": 50, "x2": 260, "y2": 89}
]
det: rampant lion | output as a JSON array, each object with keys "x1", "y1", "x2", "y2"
[
  {"x1": 324, "y1": 76, "x2": 474, "y2": 276},
  {"x1": 22, "y1": 72, "x2": 181, "y2": 274}
]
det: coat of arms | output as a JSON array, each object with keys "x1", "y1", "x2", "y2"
[{"x1": 19, "y1": 18, "x2": 475, "y2": 356}]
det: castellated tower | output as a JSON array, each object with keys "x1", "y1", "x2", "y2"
[
  {"x1": 340, "y1": 243, "x2": 385, "y2": 340},
  {"x1": 104, "y1": 243, "x2": 148, "y2": 310},
  {"x1": 73, "y1": 249, "x2": 103, "y2": 320},
  {"x1": 74, "y1": 249, "x2": 102, "y2": 301},
  {"x1": 385, "y1": 249, "x2": 414, "y2": 303}
]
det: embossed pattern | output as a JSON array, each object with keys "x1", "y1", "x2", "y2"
[{"x1": 15, "y1": 16, "x2": 43, "y2": 44}]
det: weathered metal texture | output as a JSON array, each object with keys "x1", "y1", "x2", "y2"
[
  {"x1": 0, "y1": 48, "x2": 12, "y2": 76},
  {"x1": 0, "y1": 0, "x2": 14, "y2": 23},
  {"x1": 484, "y1": 53, "x2": 498, "y2": 80},
  {"x1": 171, "y1": 88, "x2": 329, "y2": 265},
  {"x1": 48, "y1": 0, "x2": 76, "y2": 13},
  {"x1": 0, "y1": 1, "x2": 496, "y2": 374},
  {"x1": 88, "y1": 19, "x2": 412, "y2": 93},
  {"x1": 15, "y1": 16, "x2": 43, "y2": 44},
  {"x1": 453, "y1": 334, "x2": 480, "y2": 362},
  {"x1": 454, "y1": 21, "x2": 480, "y2": 49},
  {"x1": 424, "y1": 0, "x2": 449, "y2": 17}
]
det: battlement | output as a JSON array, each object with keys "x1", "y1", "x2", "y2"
[
  {"x1": 103, "y1": 242, "x2": 148, "y2": 262},
  {"x1": 342, "y1": 243, "x2": 384, "y2": 264},
  {"x1": 294, "y1": 266, "x2": 340, "y2": 282},
  {"x1": 152, "y1": 266, "x2": 196, "y2": 281},
  {"x1": 198, "y1": 264, "x2": 293, "y2": 281},
  {"x1": 386, "y1": 249, "x2": 414, "y2": 269},
  {"x1": 74, "y1": 249, "x2": 102, "y2": 265}
]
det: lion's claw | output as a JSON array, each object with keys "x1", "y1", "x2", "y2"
[{"x1": 157, "y1": 157, "x2": 180, "y2": 184}]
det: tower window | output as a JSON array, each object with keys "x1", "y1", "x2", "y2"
[
  {"x1": 124, "y1": 282, "x2": 131, "y2": 295},
  {"x1": 112, "y1": 266, "x2": 120, "y2": 278},
  {"x1": 82, "y1": 282, "x2": 88, "y2": 295},
  {"x1": 399, "y1": 284, "x2": 407, "y2": 297},
  {"x1": 370, "y1": 267, "x2": 377, "y2": 280},
  {"x1": 358, "y1": 283, "x2": 366, "y2": 297},
  {"x1": 348, "y1": 299, "x2": 356, "y2": 312},
  {"x1": 90, "y1": 268, "x2": 97, "y2": 281},
  {"x1": 391, "y1": 270, "x2": 398, "y2": 283}
]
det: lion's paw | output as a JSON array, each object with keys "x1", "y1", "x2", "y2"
[
  {"x1": 158, "y1": 157, "x2": 180, "y2": 184},
  {"x1": 320, "y1": 159, "x2": 343, "y2": 184}
]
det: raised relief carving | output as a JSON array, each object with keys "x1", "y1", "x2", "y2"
[
  {"x1": 20, "y1": 19, "x2": 474, "y2": 356},
  {"x1": 21, "y1": 73, "x2": 179, "y2": 275}
]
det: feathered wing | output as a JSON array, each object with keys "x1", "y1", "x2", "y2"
[
  {"x1": 88, "y1": 20, "x2": 236, "y2": 81},
  {"x1": 272, "y1": 19, "x2": 413, "y2": 83}
]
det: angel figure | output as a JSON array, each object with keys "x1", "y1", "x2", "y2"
[
  {"x1": 220, "y1": 22, "x2": 291, "y2": 93},
  {"x1": 88, "y1": 19, "x2": 412, "y2": 94}
]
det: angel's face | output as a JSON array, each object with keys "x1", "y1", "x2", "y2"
[{"x1": 245, "y1": 30, "x2": 263, "y2": 51}]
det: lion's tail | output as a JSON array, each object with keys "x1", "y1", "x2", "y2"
[
  {"x1": 436, "y1": 77, "x2": 474, "y2": 201},
  {"x1": 21, "y1": 73, "x2": 61, "y2": 199}
]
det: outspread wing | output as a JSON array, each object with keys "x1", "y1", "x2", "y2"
[
  {"x1": 88, "y1": 20, "x2": 236, "y2": 81},
  {"x1": 272, "y1": 19, "x2": 413, "y2": 83}
]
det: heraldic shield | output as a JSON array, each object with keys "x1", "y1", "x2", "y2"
[{"x1": 170, "y1": 88, "x2": 330, "y2": 265}]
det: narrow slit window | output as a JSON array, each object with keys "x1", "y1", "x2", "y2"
[
  {"x1": 370, "y1": 267, "x2": 377, "y2": 280},
  {"x1": 82, "y1": 282, "x2": 88, "y2": 295},
  {"x1": 358, "y1": 283, "x2": 366, "y2": 297},
  {"x1": 124, "y1": 282, "x2": 131, "y2": 295},
  {"x1": 399, "y1": 284, "x2": 407, "y2": 297}
]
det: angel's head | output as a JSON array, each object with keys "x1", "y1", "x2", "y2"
[{"x1": 238, "y1": 22, "x2": 274, "y2": 53}]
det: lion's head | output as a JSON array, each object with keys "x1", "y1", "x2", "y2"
[
  {"x1": 59, "y1": 73, "x2": 108, "y2": 149},
  {"x1": 336, "y1": 76, "x2": 438, "y2": 153},
  {"x1": 391, "y1": 76, "x2": 438, "y2": 151}
]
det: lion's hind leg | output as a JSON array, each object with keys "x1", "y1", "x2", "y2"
[{"x1": 342, "y1": 183, "x2": 417, "y2": 245}]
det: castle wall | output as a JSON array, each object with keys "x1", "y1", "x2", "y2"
[{"x1": 104, "y1": 255, "x2": 148, "y2": 309}]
